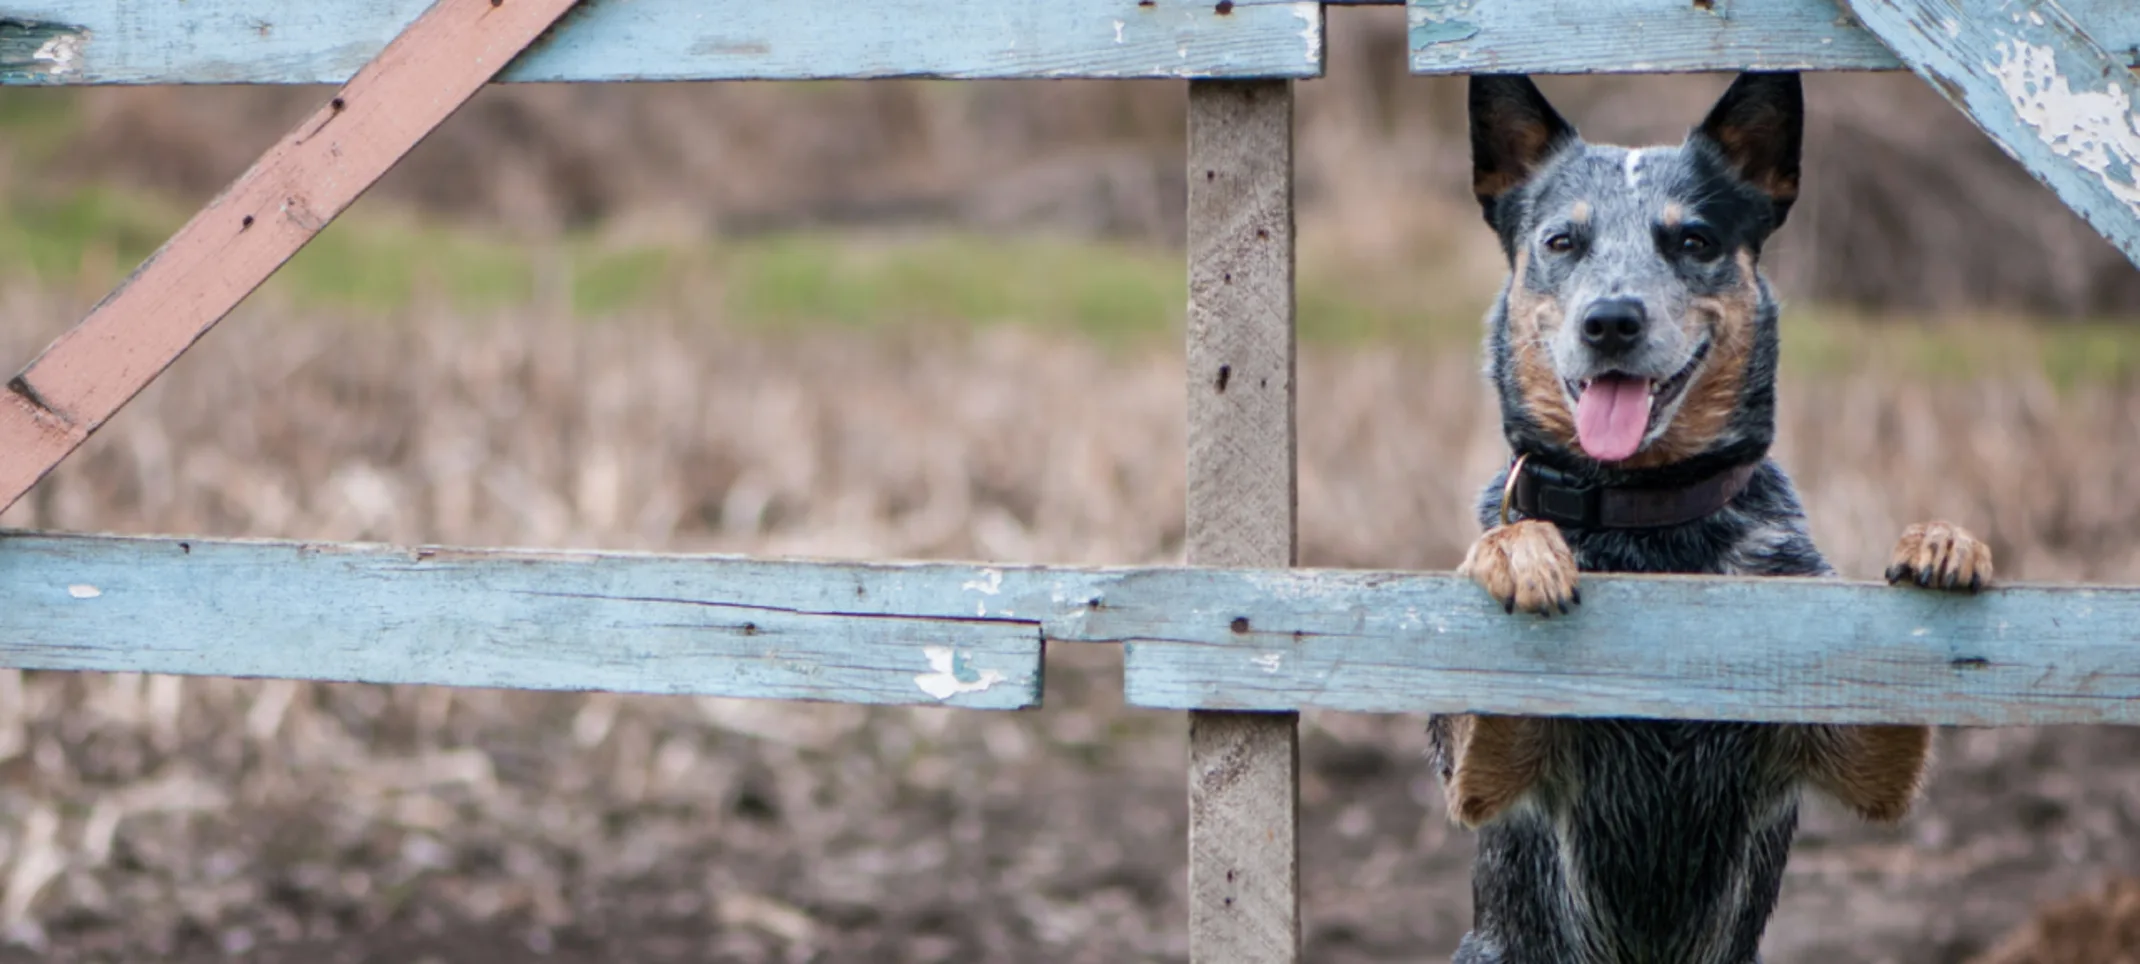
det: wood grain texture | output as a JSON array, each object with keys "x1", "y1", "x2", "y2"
[
  {"x1": 0, "y1": 0, "x2": 1323, "y2": 84},
  {"x1": 1185, "y1": 79, "x2": 1300, "y2": 964},
  {"x1": 4, "y1": 532, "x2": 2139, "y2": 723},
  {"x1": 1119, "y1": 567, "x2": 2140, "y2": 725},
  {"x1": 0, "y1": 533, "x2": 1043, "y2": 708},
  {"x1": 0, "y1": 0, "x2": 584, "y2": 514},
  {"x1": 1408, "y1": 0, "x2": 2140, "y2": 74},
  {"x1": 1839, "y1": 0, "x2": 2140, "y2": 268}
]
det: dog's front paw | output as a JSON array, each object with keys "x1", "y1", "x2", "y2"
[
  {"x1": 1460, "y1": 520, "x2": 1580, "y2": 616},
  {"x1": 1885, "y1": 521, "x2": 1993, "y2": 592}
]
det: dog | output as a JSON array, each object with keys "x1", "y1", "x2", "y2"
[{"x1": 1427, "y1": 72, "x2": 1995, "y2": 964}]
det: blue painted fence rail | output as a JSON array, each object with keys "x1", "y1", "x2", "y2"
[
  {"x1": 1408, "y1": 0, "x2": 2140, "y2": 74},
  {"x1": 0, "y1": 0, "x2": 1323, "y2": 85},
  {"x1": 4, "y1": 532, "x2": 2137, "y2": 725},
  {"x1": 0, "y1": 532, "x2": 1046, "y2": 709}
]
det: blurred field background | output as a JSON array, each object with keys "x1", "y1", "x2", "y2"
[{"x1": 1, "y1": 7, "x2": 2139, "y2": 962}]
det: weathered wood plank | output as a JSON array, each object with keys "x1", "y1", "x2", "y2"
[
  {"x1": 1840, "y1": 0, "x2": 2140, "y2": 267},
  {"x1": 1184, "y1": 79, "x2": 1300, "y2": 964},
  {"x1": 0, "y1": 0, "x2": 1322, "y2": 85},
  {"x1": 0, "y1": 533, "x2": 1043, "y2": 708},
  {"x1": 1119, "y1": 568, "x2": 2140, "y2": 725},
  {"x1": 5, "y1": 532, "x2": 2140, "y2": 723},
  {"x1": 0, "y1": 0, "x2": 583, "y2": 513},
  {"x1": 1408, "y1": 0, "x2": 2140, "y2": 74}
]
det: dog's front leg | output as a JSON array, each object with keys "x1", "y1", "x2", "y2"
[
  {"x1": 1433, "y1": 520, "x2": 1578, "y2": 827},
  {"x1": 1430, "y1": 714, "x2": 1556, "y2": 828},
  {"x1": 1459, "y1": 519, "x2": 1580, "y2": 616},
  {"x1": 1805, "y1": 521, "x2": 1994, "y2": 822}
]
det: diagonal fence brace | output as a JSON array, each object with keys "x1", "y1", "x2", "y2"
[
  {"x1": 0, "y1": 0, "x2": 584, "y2": 512},
  {"x1": 1841, "y1": 0, "x2": 2140, "y2": 268}
]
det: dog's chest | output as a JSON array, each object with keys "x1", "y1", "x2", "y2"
[{"x1": 1510, "y1": 721, "x2": 1799, "y2": 964}]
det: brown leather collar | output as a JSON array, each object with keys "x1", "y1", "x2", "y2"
[{"x1": 1506, "y1": 456, "x2": 1757, "y2": 530}]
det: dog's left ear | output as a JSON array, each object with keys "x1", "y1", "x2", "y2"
[{"x1": 1690, "y1": 72, "x2": 1803, "y2": 227}]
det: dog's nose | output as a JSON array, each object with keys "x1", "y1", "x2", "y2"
[{"x1": 1580, "y1": 299, "x2": 1646, "y2": 356}]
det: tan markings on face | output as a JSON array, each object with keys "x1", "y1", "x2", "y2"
[
  {"x1": 1569, "y1": 201, "x2": 1591, "y2": 225},
  {"x1": 1620, "y1": 248, "x2": 1760, "y2": 469},
  {"x1": 1661, "y1": 202, "x2": 1685, "y2": 229},
  {"x1": 1504, "y1": 250, "x2": 1577, "y2": 445}
]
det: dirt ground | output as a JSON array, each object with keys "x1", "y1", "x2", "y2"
[{"x1": 1, "y1": 296, "x2": 2138, "y2": 962}]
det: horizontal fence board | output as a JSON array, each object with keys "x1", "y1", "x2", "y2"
[
  {"x1": 6, "y1": 532, "x2": 2140, "y2": 724},
  {"x1": 1408, "y1": 0, "x2": 2140, "y2": 74},
  {"x1": 4, "y1": 535, "x2": 2140, "y2": 724},
  {"x1": 0, "y1": 0, "x2": 1322, "y2": 85},
  {"x1": 0, "y1": 532, "x2": 1045, "y2": 709},
  {"x1": 1122, "y1": 570, "x2": 2140, "y2": 725}
]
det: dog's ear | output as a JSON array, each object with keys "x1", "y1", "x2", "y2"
[
  {"x1": 1470, "y1": 75, "x2": 1578, "y2": 228},
  {"x1": 1691, "y1": 72, "x2": 1803, "y2": 227}
]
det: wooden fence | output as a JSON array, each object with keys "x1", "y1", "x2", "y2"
[{"x1": 2, "y1": 1, "x2": 2139, "y2": 960}]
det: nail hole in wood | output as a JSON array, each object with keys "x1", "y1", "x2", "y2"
[
  {"x1": 1216, "y1": 365, "x2": 1231, "y2": 393},
  {"x1": 1230, "y1": 617, "x2": 1250, "y2": 634}
]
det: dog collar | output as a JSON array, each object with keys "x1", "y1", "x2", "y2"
[{"x1": 1501, "y1": 454, "x2": 1758, "y2": 530}]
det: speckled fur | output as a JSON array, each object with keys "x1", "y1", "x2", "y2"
[{"x1": 1431, "y1": 73, "x2": 1934, "y2": 964}]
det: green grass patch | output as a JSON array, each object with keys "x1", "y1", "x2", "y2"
[
  {"x1": 0, "y1": 89, "x2": 82, "y2": 161},
  {"x1": 3, "y1": 179, "x2": 2137, "y2": 383},
  {"x1": 716, "y1": 233, "x2": 1182, "y2": 342}
]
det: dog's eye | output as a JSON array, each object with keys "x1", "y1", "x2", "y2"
[
  {"x1": 1679, "y1": 231, "x2": 1718, "y2": 258},
  {"x1": 1544, "y1": 233, "x2": 1575, "y2": 253}
]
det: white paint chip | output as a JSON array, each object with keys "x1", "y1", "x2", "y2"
[
  {"x1": 1624, "y1": 149, "x2": 1646, "y2": 188},
  {"x1": 961, "y1": 568, "x2": 1003, "y2": 595},
  {"x1": 67, "y1": 585, "x2": 101, "y2": 599},
  {"x1": 33, "y1": 34, "x2": 83, "y2": 77},
  {"x1": 1114, "y1": 19, "x2": 1126, "y2": 44},
  {"x1": 1252, "y1": 652, "x2": 1284, "y2": 674},
  {"x1": 1296, "y1": 4, "x2": 1322, "y2": 66},
  {"x1": 914, "y1": 646, "x2": 1006, "y2": 701}
]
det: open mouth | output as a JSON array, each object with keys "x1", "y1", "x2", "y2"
[{"x1": 1563, "y1": 339, "x2": 1710, "y2": 462}]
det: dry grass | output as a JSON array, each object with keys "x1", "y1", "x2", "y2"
[{"x1": 1, "y1": 283, "x2": 2138, "y2": 961}]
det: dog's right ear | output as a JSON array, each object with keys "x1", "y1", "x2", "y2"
[{"x1": 1470, "y1": 75, "x2": 1578, "y2": 229}]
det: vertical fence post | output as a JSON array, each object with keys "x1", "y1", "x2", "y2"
[{"x1": 1184, "y1": 79, "x2": 1299, "y2": 963}]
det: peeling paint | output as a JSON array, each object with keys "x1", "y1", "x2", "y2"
[
  {"x1": 1986, "y1": 39, "x2": 2140, "y2": 215},
  {"x1": 914, "y1": 646, "x2": 1006, "y2": 700},
  {"x1": 1408, "y1": 0, "x2": 1480, "y2": 52},
  {"x1": 1252, "y1": 652, "x2": 1283, "y2": 674},
  {"x1": 1295, "y1": 4, "x2": 1320, "y2": 67},
  {"x1": 33, "y1": 32, "x2": 80, "y2": 75},
  {"x1": 0, "y1": 20, "x2": 89, "y2": 80},
  {"x1": 1113, "y1": 19, "x2": 1125, "y2": 44},
  {"x1": 67, "y1": 584, "x2": 101, "y2": 599},
  {"x1": 961, "y1": 568, "x2": 1003, "y2": 595}
]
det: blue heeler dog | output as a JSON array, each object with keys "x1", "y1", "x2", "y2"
[{"x1": 1428, "y1": 72, "x2": 1996, "y2": 963}]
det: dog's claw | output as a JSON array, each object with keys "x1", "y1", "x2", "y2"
[{"x1": 1888, "y1": 521, "x2": 1993, "y2": 595}]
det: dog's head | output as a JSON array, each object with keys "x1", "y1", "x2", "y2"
[{"x1": 1472, "y1": 73, "x2": 1801, "y2": 473}]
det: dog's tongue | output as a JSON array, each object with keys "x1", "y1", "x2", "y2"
[{"x1": 1575, "y1": 375, "x2": 1653, "y2": 462}]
